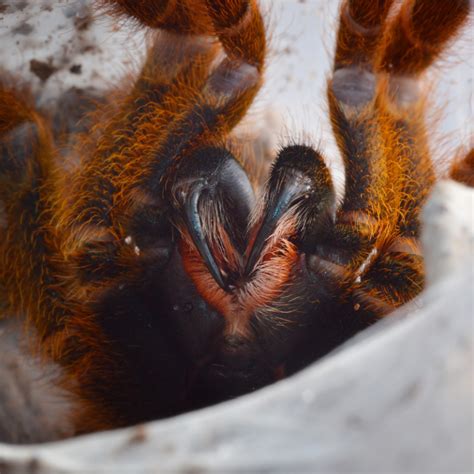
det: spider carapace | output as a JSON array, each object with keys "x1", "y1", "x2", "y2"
[{"x1": 0, "y1": 0, "x2": 472, "y2": 435}]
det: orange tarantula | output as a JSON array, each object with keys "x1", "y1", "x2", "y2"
[{"x1": 0, "y1": 0, "x2": 472, "y2": 436}]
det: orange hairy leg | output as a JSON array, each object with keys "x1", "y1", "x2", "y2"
[
  {"x1": 0, "y1": 0, "x2": 265, "y2": 433},
  {"x1": 100, "y1": 0, "x2": 213, "y2": 33},
  {"x1": 334, "y1": 0, "x2": 394, "y2": 69},
  {"x1": 0, "y1": 33, "x2": 217, "y2": 432},
  {"x1": 101, "y1": 0, "x2": 267, "y2": 70},
  {"x1": 251, "y1": 0, "x2": 470, "y2": 332},
  {"x1": 321, "y1": 0, "x2": 398, "y2": 285},
  {"x1": 358, "y1": 0, "x2": 471, "y2": 310},
  {"x1": 0, "y1": 84, "x2": 78, "y2": 337},
  {"x1": 450, "y1": 149, "x2": 474, "y2": 187},
  {"x1": 237, "y1": 1, "x2": 469, "y2": 371},
  {"x1": 25, "y1": 0, "x2": 266, "y2": 432},
  {"x1": 0, "y1": 83, "x2": 129, "y2": 430},
  {"x1": 323, "y1": 0, "x2": 470, "y2": 313},
  {"x1": 377, "y1": 0, "x2": 470, "y2": 75}
]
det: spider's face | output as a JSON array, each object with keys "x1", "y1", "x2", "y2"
[
  {"x1": 115, "y1": 145, "x2": 340, "y2": 405},
  {"x1": 96, "y1": 144, "x2": 340, "y2": 411}
]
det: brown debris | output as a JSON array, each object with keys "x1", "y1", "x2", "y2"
[{"x1": 29, "y1": 59, "x2": 56, "y2": 82}]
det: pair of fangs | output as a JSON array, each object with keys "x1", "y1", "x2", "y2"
[{"x1": 171, "y1": 145, "x2": 335, "y2": 292}]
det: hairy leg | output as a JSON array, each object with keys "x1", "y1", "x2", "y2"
[
  {"x1": 250, "y1": 0, "x2": 470, "y2": 326},
  {"x1": 316, "y1": 0, "x2": 398, "y2": 285},
  {"x1": 340, "y1": 0, "x2": 470, "y2": 313},
  {"x1": 17, "y1": 0, "x2": 267, "y2": 432},
  {"x1": 450, "y1": 149, "x2": 474, "y2": 187},
  {"x1": 0, "y1": 82, "x2": 63, "y2": 332}
]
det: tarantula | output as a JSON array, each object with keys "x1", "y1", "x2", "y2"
[{"x1": 0, "y1": 0, "x2": 472, "y2": 437}]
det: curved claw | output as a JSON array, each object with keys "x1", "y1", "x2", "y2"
[
  {"x1": 245, "y1": 145, "x2": 336, "y2": 275},
  {"x1": 245, "y1": 176, "x2": 308, "y2": 275},
  {"x1": 172, "y1": 147, "x2": 255, "y2": 292},
  {"x1": 183, "y1": 183, "x2": 228, "y2": 291}
]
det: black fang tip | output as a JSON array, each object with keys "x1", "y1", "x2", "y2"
[{"x1": 184, "y1": 184, "x2": 229, "y2": 291}]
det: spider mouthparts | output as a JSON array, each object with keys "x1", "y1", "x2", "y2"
[
  {"x1": 245, "y1": 146, "x2": 335, "y2": 275},
  {"x1": 172, "y1": 147, "x2": 255, "y2": 292},
  {"x1": 245, "y1": 178, "x2": 306, "y2": 275},
  {"x1": 183, "y1": 183, "x2": 229, "y2": 291}
]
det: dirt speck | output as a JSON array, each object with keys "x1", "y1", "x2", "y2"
[
  {"x1": 12, "y1": 22, "x2": 34, "y2": 35},
  {"x1": 80, "y1": 44, "x2": 97, "y2": 54},
  {"x1": 30, "y1": 59, "x2": 56, "y2": 82},
  {"x1": 70, "y1": 64, "x2": 82, "y2": 75},
  {"x1": 128, "y1": 424, "x2": 148, "y2": 444},
  {"x1": 75, "y1": 13, "x2": 92, "y2": 31}
]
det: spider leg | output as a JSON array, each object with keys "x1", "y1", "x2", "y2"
[
  {"x1": 327, "y1": 0, "x2": 401, "y2": 271},
  {"x1": 377, "y1": 0, "x2": 470, "y2": 76},
  {"x1": 245, "y1": 0, "x2": 397, "y2": 304},
  {"x1": 450, "y1": 149, "x2": 474, "y2": 187},
  {"x1": 334, "y1": 0, "x2": 395, "y2": 70},
  {"x1": 56, "y1": 0, "x2": 265, "y2": 307},
  {"x1": 375, "y1": 0, "x2": 470, "y2": 234},
  {"x1": 102, "y1": 0, "x2": 265, "y2": 68},
  {"x1": 0, "y1": 84, "x2": 40, "y2": 196},
  {"x1": 100, "y1": 0, "x2": 213, "y2": 34},
  {"x1": 0, "y1": 84, "x2": 119, "y2": 431},
  {"x1": 61, "y1": 0, "x2": 265, "y2": 296},
  {"x1": 25, "y1": 0, "x2": 266, "y2": 431},
  {"x1": 61, "y1": 0, "x2": 264, "y2": 234},
  {"x1": 0, "y1": 84, "x2": 62, "y2": 327},
  {"x1": 334, "y1": 0, "x2": 470, "y2": 314},
  {"x1": 248, "y1": 0, "x2": 469, "y2": 323}
]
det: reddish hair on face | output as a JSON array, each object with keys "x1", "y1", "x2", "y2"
[{"x1": 179, "y1": 211, "x2": 299, "y2": 338}]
